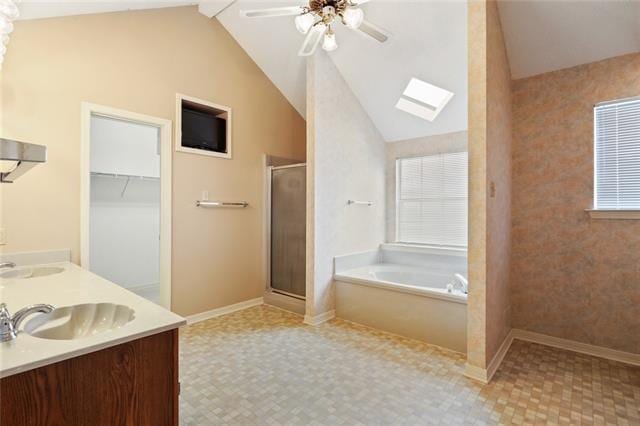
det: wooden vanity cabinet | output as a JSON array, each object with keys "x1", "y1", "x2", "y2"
[{"x1": 0, "y1": 329, "x2": 179, "y2": 425}]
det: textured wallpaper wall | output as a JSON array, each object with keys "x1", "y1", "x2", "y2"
[
  {"x1": 467, "y1": 0, "x2": 513, "y2": 374},
  {"x1": 511, "y1": 53, "x2": 640, "y2": 354},
  {"x1": 305, "y1": 52, "x2": 386, "y2": 317}
]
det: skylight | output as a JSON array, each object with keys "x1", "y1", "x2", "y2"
[{"x1": 395, "y1": 78, "x2": 454, "y2": 122}]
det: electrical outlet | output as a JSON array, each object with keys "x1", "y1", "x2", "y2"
[{"x1": 0, "y1": 228, "x2": 7, "y2": 245}]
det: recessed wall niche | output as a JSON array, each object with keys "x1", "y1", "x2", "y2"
[{"x1": 175, "y1": 94, "x2": 232, "y2": 159}]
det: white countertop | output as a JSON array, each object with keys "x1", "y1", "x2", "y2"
[{"x1": 0, "y1": 262, "x2": 186, "y2": 378}]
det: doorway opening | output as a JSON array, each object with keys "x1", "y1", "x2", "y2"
[{"x1": 80, "y1": 103, "x2": 172, "y2": 309}]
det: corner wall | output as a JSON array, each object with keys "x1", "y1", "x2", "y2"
[
  {"x1": 511, "y1": 53, "x2": 640, "y2": 354},
  {"x1": 466, "y1": 0, "x2": 512, "y2": 379},
  {"x1": 0, "y1": 6, "x2": 306, "y2": 317},
  {"x1": 306, "y1": 52, "x2": 386, "y2": 318}
]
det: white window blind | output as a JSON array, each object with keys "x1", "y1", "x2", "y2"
[
  {"x1": 396, "y1": 152, "x2": 468, "y2": 247},
  {"x1": 594, "y1": 98, "x2": 640, "y2": 210}
]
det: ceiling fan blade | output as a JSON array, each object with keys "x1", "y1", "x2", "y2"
[
  {"x1": 298, "y1": 24, "x2": 325, "y2": 56},
  {"x1": 240, "y1": 6, "x2": 304, "y2": 18},
  {"x1": 356, "y1": 20, "x2": 390, "y2": 43}
]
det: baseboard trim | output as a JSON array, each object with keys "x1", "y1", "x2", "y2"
[
  {"x1": 464, "y1": 328, "x2": 640, "y2": 384},
  {"x1": 263, "y1": 291, "x2": 305, "y2": 315},
  {"x1": 486, "y1": 330, "x2": 514, "y2": 381},
  {"x1": 512, "y1": 329, "x2": 640, "y2": 367},
  {"x1": 304, "y1": 309, "x2": 335, "y2": 326},
  {"x1": 464, "y1": 363, "x2": 489, "y2": 383},
  {"x1": 464, "y1": 330, "x2": 514, "y2": 384},
  {"x1": 186, "y1": 297, "x2": 264, "y2": 325}
]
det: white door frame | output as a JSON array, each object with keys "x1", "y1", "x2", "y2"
[{"x1": 80, "y1": 102, "x2": 173, "y2": 310}]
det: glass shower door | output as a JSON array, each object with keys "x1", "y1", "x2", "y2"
[{"x1": 270, "y1": 165, "x2": 306, "y2": 298}]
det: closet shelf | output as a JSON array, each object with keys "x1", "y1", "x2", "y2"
[{"x1": 91, "y1": 171, "x2": 159, "y2": 181}]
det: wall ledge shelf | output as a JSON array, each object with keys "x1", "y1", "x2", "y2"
[{"x1": 586, "y1": 209, "x2": 640, "y2": 220}]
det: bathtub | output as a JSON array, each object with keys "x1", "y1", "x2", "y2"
[
  {"x1": 334, "y1": 245, "x2": 467, "y2": 353},
  {"x1": 336, "y1": 263, "x2": 467, "y2": 304}
]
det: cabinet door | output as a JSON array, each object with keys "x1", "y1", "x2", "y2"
[{"x1": 1, "y1": 329, "x2": 179, "y2": 425}]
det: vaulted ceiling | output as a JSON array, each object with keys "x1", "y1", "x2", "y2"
[
  {"x1": 15, "y1": 0, "x2": 640, "y2": 142},
  {"x1": 216, "y1": 1, "x2": 468, "y2": 142},
  {"x1": 498, "y1": 0, "x2": 640, "y2": 80}
]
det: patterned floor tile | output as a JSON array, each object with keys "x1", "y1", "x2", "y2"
[{"x1": 179, "y1": 305, "x2": 640, "y2": 425}]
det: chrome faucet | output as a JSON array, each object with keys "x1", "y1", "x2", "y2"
[
  {"x1": 0, "y1": 262, "x2": 16, "y2": 269},
  {"x1": 450, "y1": 273, "x2": 468, "y2": 294},
  {"x1": 0, "y1": 303, "x2": 55, "y2": 342}
]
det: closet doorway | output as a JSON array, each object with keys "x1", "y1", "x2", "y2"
[{"x1": 80, "y1": 103, "x2": 172, "y2": 309}]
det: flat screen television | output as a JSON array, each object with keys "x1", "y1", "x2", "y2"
[{"x1": 180, "y1": 101, "x2": 228, "y2": 155}]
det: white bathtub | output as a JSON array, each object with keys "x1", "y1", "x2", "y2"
[
  {"x1": 334, "y1": 247, "x2": 467, "y2": 353},
  {"x1": 336, "y1": 264, "x2": 467, "y2": 304}
]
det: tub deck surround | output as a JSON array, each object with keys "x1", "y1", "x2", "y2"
[
  {"x1": 335, "y1": 264, "x2": 467, "y2": 304},
  {"x1": 0, "y1": 261, "x2": 185, "y2": 378},
  {"x1": 333, "y1": 245, "x2": 468, "y2": 352}
]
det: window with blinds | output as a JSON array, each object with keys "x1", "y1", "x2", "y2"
[
  {"x1": 396, "y1": 152, "x2": 468, "y2": 247},
  {"x1": 594, "y1": 97, "x2": 640, "y2": 210}
]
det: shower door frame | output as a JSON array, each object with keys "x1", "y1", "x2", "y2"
[
  {"x1": 79, "y1": 102, "x2": 173, "y2": 310},
  {"x1": 266, "y1": 163, "x2": 306, "y2": 300}
]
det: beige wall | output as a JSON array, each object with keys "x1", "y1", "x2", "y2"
[
  {"x1": 0, "y1": 7, "x2": 306, "y2": 316},
  {"x1": 467, "y1": 0, "x2": 512, "y2": 373},
  {"x1": 306, "y1": 52, "x2": 386, "y2": 317},
  {"x1": 385, "y1": 131, "x2": 468, "y2": 243},
  {"x1": 511, "y1": 53, "x2": 640, "y2": 354}
]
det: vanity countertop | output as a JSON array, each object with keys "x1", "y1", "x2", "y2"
[{"x1": 0, "y1": 262, "x2": 186, "y2": 378}]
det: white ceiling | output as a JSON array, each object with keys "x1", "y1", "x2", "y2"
[
  {"x1": 498, "y1": 0, "x2": 640, "y2": 80},
  {"x1": 17, "y1": 1, "x2": 197, "y2": 20},
  {"x1": 18, "y1": 1, "x2": 639, "y2": 141},
  {"x1": 217, "y1": 0, "x2": 469, "y2": 142},
  {"x1": 16, "y1": 0, "x2": 469, "y2": 142}
]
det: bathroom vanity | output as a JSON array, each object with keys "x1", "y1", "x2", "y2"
[{"x1": 0, "y1": 261, "x2": 185, "y2": 425}]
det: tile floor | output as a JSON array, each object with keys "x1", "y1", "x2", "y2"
[{"x1": 180, "y1": 305, "x2": 640, "y2": 425}]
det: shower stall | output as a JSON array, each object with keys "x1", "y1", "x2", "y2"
[{"x1": 267, "y1": 163, "x2": 306, "y2": 306}]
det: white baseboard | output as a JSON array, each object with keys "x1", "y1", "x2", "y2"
[
  {"x1": 465, "y1": 328, "x2": 640, "y2": 384},
  {"x1": 464, "y1": 363, "x2": 489, "y2": 383},
  {"x1": 486, "y1": 330, "x2": 514, "y2": 380},
  {"x1": 512, "y1": 329, "x2": 640, "y2": 367},
  {"x1": 186, "y1": 297, "x2": 263, "y2": 325},
  {"x1": 304, "y1": 309, "x2": 335, "y2": 326},
  {"x1": 464, "y1": 330, "x2": 514, "y2": 384},
  {"x1": 263, "y1": 291, "x2": 305, "y2": 315}
]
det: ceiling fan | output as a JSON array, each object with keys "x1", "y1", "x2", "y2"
[{"x1": 240, "y1": 0, "x2": 390, "y2": 56}]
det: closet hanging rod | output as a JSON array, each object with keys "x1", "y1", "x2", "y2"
[
  {"x1": 196, "y1": 200, "x2": 249, "y2": 208},
  {"x1": 347, "y1": 200, "x2": 373, "y2": 206},
  {"x1": 91, "y1": 171, "x2": 159, "y2": 181}
]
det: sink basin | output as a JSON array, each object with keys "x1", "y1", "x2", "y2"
[
  {"x1": 23, "y1": 303, "x2": 135, "y2": 340},
  {"x1": 0, "y1": 266, "x2": 65, "y2": 279}
]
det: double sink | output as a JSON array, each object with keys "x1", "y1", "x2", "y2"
[{"x1": 1, "y1": 266, "x2": 135, "y2": 341}]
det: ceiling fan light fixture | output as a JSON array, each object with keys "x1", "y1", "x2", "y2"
[
  {"x1": 342, "y1": 7, "x2": 364, "y2": 29},
  {"x1": 0, "y1": 16, "x2": 13, "y2": 34},
  {"x1": 322, "y1": 28, "x2": 338, "y2": 52},
  {"x1": 294, "y1": 12, "x2": 316, "y2": 34},
  {"x1": 0, "y1": 0, "x2": 19, "y2": 21}
]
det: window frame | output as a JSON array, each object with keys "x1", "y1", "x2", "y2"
[
  {"x1": 394, "y1": 151, "x2": 468, "y2": 248},
  {"x1": 589, "y1": 95, "x2": 640, "y2": 219}
]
